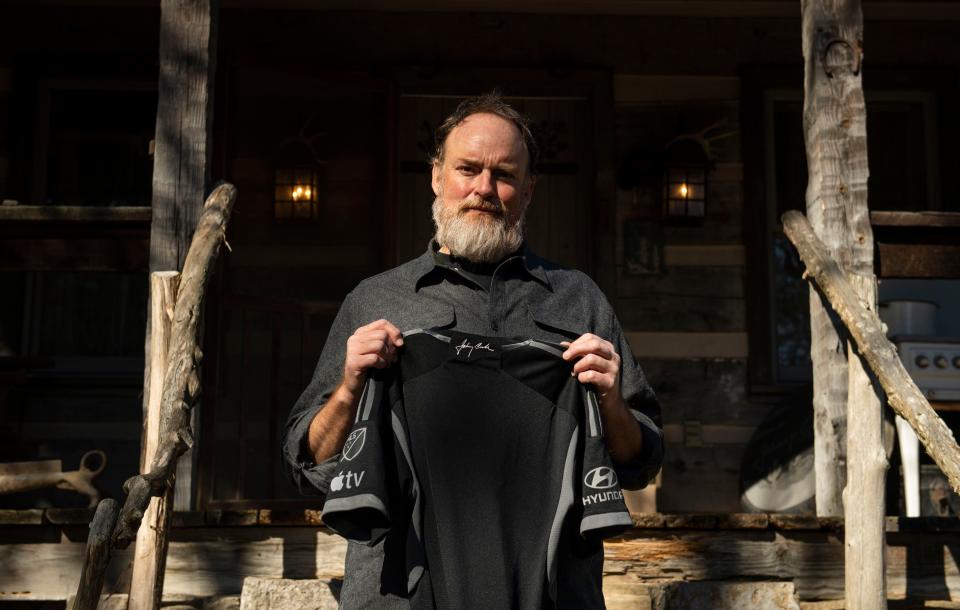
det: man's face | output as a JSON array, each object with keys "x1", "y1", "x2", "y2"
[{"x1": 431, "y1": 112, "x2": 536, "y2": 263}]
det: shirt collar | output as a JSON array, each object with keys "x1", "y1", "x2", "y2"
[{"x1": 413, "y1": 240, "x2": 552, "y2": 292}]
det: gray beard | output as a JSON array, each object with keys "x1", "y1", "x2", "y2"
[{"x1": 432, "y1": 196, "x2": 525, "y2": 263}]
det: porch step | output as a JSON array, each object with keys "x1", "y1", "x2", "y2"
[
  {"x1": 239, "y1": 577, "x2": 340, "y2": 610},
  {"x1": 236, "y1": 578, "x2": 797, "y2": 610},
  {"x1": 635, "y1": 581, "x2": 801, "y2": 610}
]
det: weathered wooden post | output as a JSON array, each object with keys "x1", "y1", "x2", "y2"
[
  {"x1": 801, "y1": 1, "x2": 886, "y2": 607},
  {"x1": 72, "y1": 498, "x2": 119, "y2": 610},
  {"x1": 129, "y1": 272, "x2": 180, "y2": 610},
  {"x1": 147, "y1": 0, "x2": 219, "y2": 514},
  {"x1": 130, "y1": 1, "x2": 218, "y2": 607}
]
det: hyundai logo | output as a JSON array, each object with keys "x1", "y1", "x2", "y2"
[{"x1": 584, "y1": 466, "x2": 618, "y2": 489}]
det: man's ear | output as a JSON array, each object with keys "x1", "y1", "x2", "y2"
[
  {"x1": 431, "y1": 162, "x2": 442, "y2": 197},
  {"x1": 524, "y1": 174, "x2": 538, "y2": 203}
]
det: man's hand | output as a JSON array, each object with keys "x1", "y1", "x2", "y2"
[
  {"x1": 562, "y1": 333, "x2": 642, "y2": 463},
  {"x1": 342, "y1": 319, "x2": 404, "y2": 398},
  {"x1": 308, "y1": 319, "x2": 403, "y2": 464},
  {"x1": 561, "y1": 333, "x2": 622, "y2": 404}
]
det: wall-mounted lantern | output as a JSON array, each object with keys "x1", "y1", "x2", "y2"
[
  {"x1": 274, "y1": 165, "x2": 318, "y2": 220},
  {"x1": 274, "y1": 128, "x2": 324, "y2": 221},
  {"x1": 662, "y1": 137, "x2": 710, "y2": 223}
]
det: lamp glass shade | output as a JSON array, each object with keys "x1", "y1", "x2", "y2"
[{"x1": 274, "y1": 166, "x2": 318, "y2": 220}]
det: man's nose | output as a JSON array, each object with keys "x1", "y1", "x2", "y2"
[{"x1": 474, "y1": 170, "x2": 496, "y2": 199}]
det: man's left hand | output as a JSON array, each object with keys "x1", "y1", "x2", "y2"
[
  {"x1": 561, "y1": 333, "x2": 622, "y2": 404},
  {"x1": 562, "y1": 333, "x2": 645, "y2": 463}
]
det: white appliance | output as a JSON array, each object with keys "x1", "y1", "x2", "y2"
[{"x1": 892, "y1": 336, "x2": 960, "y2": 517}]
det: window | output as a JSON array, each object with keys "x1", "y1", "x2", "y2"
[
  {"x1": 757, "y1": 89, "x2": 942, "y2": 384},
  {"x1": 33, "y1": 79, "x2": 156, "y2": 206}
]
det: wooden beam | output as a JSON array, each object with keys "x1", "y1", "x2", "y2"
[
  {"x1": 129, "y1": 272, "x2": 180, "y2": 610},
  {"x1": 148, "y1": 0, "x2": 219, "y2": 512},
  {"x1": 876, "y1": 243, "x2": 960, "y2": 279},
  {"x1": 150, "y1": 0, "x2": 217, "y2": 271},
  {"x1": 0, "y1": 206, "x2": 152, "y2": 223},
  {"x1": 871, "y1": 211, "x2": 960, "y2": 228},
  {"x1": 625, "y1": 332, "x2": 748, "y2": 359},
  {"x1": 0, "y1": 238, "x2": 150, "y2": 272}
]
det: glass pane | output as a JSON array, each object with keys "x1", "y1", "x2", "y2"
[
  {"x1": 32, "y1": 272, "x2": 147, "y2": 358},
  {"x1": 773, "y1": 235, "x2": 812, "y2": 380},
  {"x1": 44, "y1": 88, "x2": 156, "y2": 206}
]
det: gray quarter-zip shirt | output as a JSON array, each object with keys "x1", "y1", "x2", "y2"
[{"x1": 281, "y1": 242, "x2": 663, "y2": 608}]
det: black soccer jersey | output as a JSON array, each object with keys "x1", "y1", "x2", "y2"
[{"x1": 321, "y1": 329, "x2": 632, "y2": 609}]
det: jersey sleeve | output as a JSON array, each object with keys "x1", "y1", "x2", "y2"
[
  {"x1": 320, "y1": 371, "x2": 396, "y2": 546},
  {"x1": 579, "y1": 386, "x2": 634, "y2": 539},
  {"x1": 281, "y1": 291, "x2": 360, "y2": 496}
]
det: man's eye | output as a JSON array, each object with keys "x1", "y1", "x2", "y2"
[
  {"x1": 494, "y1": 170, "x2": 515, "y2": 180},
  {"x1": 458, "y1": 166, "x2": 479, "y2": 175}
]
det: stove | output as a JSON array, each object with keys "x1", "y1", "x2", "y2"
[
  {"x1": 894, "y1": 337, "x2": 960, "y2": 402},
  {"x1": 892, "y1": 336, "x2": 960, "y2": 516}
]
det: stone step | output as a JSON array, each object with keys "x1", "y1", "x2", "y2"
[{"x1": 239, "y1": 577, "x2": 340, "y2": 610}]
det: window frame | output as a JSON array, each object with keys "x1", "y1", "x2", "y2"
[{"x1": 742, "y1": 66, "x2": 956, "y2": 391}]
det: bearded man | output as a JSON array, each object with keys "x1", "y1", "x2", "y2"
[{"x1": 282, "y1": 92, "x2": 663, "y2": 608}]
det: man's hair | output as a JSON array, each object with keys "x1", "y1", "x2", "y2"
[{"x1": 431, "y1": 91, "x2": 539, "y2": 176}]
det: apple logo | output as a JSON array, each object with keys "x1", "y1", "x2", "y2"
[{"x1": 330, "y1": 471, "x2": 345, "y2": 492}]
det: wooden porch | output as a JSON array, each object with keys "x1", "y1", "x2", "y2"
[{"x1": 3, "y1": 509, "x2": 960, "y2": 608}]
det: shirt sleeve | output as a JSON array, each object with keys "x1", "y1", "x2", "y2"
[
  {"x1": 607, "y1": 309, "x2": 664, "y2": 491},
  {"x1": 280, "y1": 291, "x2": 359, "y2": 496}
]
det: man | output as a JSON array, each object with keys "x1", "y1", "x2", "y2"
[{"x1": 282, "y1": 92, "x2": 663, "y2": 607}]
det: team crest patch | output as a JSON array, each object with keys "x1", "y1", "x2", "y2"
[{"x1": 342, "y1": 428, "x2": 367, "y2": 461}]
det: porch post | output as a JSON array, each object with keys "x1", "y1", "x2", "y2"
[
  {"x1": 146, "y1": 0, "x2": 218, "y2": 515},
  {"x1": 134, "y1": 1, "x2": 218, "y2": 608},
  {"x1": 801, "y1": 0, "x2": 886, "y2": 608}
]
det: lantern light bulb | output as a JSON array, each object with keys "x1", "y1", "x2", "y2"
[{"x1": 679, "y1": 183, "x2": 689, "y2": 198}]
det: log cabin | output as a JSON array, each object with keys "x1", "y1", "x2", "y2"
[{"x1": 1, "y1": 0, "x2": 960, "y2": 607}]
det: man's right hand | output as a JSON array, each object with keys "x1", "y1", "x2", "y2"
[
  {"x1": 307, "y1": 319, "x2": 403, "y2": 464},
  {"x1": 341, "y1": 319, "x2": 404, "y2": 398}
]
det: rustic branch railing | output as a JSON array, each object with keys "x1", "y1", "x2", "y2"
[
  {"x1": 70, "y1": 183, "x2": 236, "y2": 609},
  {"x1": 71, "y1": 498, "x2": 119, "y2": 610},
  {"x1": 782, "y1": 209, "x2": 960, "y2": 493},
  {"x1": 114, "y1": 182, "x2": 236, "y2": 547}
]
